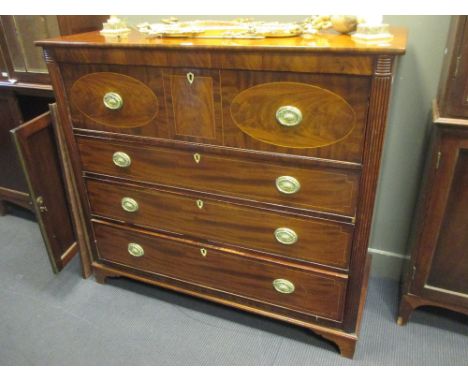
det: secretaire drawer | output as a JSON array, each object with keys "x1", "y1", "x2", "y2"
[
  {"x1": 86, "y1": 178, "x2": 354, "y2": 269},
  {"x1": 63, "y1": 64, "x2": 370, "y2": 163},
  {"x1": 77, "y1": 136, "x2": 360, "y2": 217},
  {"x1": 93, "y1": 221, "x2": 347, "y2": 322}
]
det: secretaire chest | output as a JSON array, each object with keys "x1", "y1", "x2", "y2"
[{"x1": 37, "y1": 28, "x2": 406, "y2": 358}]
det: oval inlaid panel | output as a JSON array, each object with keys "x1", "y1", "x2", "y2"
[
  {"x1": 230, "y1": 82, "x2": 356, "y2": 149},
  {"x1": 70, "y1": 72, "x2": 159, "y2": 128}
]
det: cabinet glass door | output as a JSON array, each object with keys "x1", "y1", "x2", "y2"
[
  {"x1": 0, "y1": 16, "x2": 60, "y2": 82},
  {"x1": 0, "y1": 48, "x2": 8, "y2": 78}
]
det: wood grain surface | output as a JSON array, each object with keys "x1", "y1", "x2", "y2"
[
  {"x1": 70, "y1": 71, "x2": 159, "y2": 129},
  {"x1": 86, "y1": 177, "x2": 354, "y2": 269},
  {"x1": 77, "y1": 135, "x2": 360, "y2": 217},
  {"x1": 230, "y1": 82, "x2": 356, "y2": 149},
  {"x1": 93, "y1": 220, "x2": 348, "y2": 321},
  {"x1": 39, "y1": 28, "x2": 406, "y2": 358}
]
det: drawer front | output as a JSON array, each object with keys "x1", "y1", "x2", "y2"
[
  {"x1": 163, "y1": 68, "x2": 223, "y2": 144},
  {"x1": 93, "y1": 221, "x2": 347, "y2": 321},
  {"x1": 63, "y1": 64, "x2": 222, "y2": 144},
  {"x1": 70, "y1": 72, "x2": 159, "y2": 128},
  {"x1": 222, "y1": 71, "x2": 371, "y2": 163},
  {"x1": 64, "y1": 64, "x2": 370, "y2": 163},
  {"x1": 77, "y1": 136, "x2": 360, "y2": 217},
  {"x1": 86, "y1": 179, "x2": 354, "y2": 268},
  {"x1": 61, "y1": 64, "x2": 169, "y2": 137}
]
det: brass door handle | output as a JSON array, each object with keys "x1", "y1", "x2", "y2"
[
  {"x1": 112, "y1": 151, "x2": 132, "y2": 168},
  {"x1": 273, "y1": 279, "x2": 295, "y2": 294},
  {"x1": 121, "y1": 197, "x2": 139, "y2": 212},
  {"x1": 274, "y1": 227, "x2": 298, "y2": 245},
  {"x1": 36, "y1": 196, "x2": 48, "y2": 213},
  {"x1": 276, "y1": 105, "x2": 302, "y2": 127},
  {"x1": 276, "y1": 176, "x2": 301, "y2": 194},
  {"x1": 128, "y1": 242, "x2": 144, "y2": 257},
  {"x1": 103, "y1": 92, "x2": 123, "y2": 110}
]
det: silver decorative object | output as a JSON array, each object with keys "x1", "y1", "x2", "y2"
[
  {"x1": 351, "y1": 15, "x2": 393, "y2": 45},
  {"x1": 100, "y1": 16, "x2": 131, "y2": 41}
]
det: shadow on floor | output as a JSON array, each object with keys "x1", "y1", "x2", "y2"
[{"x1": 105, "y1": 275, "x2": 340, "y2": 354}]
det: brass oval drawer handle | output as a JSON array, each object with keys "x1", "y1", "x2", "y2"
[
  {"x1": 274, "y1": 227, "x2": 298, "y2": 245},
  {"x1": 273, "y1": 279, "x2": 295, "y2": 294},
  {"x1": 112, "y1": 151, "x2": 132, "y2": 168},
  {"x1": 276, "y1": 176, "x2": 301, "y2": 194},
  {"x1": 103, "y1": 92, "x2": 123, "y2": 110},
  {"x1": 276, "y1": 105, "x2": 302, "y2": 127},
  {"x1": 128, "y1": 242, "x2": 144, "y2": 257},
  {"x1": 121, "y1": 197, "x2": 139, "y2": 213}
]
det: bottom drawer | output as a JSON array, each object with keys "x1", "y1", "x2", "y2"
[{"x1": 93, "y1": 221, "x2": 348, "y2": 322}]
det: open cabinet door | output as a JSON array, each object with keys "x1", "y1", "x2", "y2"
[{"x1": 11, "y1": 109, "x2": 77, "y2": 273}]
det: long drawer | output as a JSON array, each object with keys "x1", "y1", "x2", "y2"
[
  {"x1": 93, "y1": 220, "x2": 348, "y2": 322},
  {"x1": 86, "y1": 178, "x2": 354, "y2": 269},
  {"x1": 77, "y1": 136, "x2": 360, "y2": 217}
]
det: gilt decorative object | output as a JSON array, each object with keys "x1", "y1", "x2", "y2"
[
  {"x1": 137, "y1": 19, "x2": 302, "y2": 39},
  {"x1": 135, "y1": 16, "x2": 393, "y2": 41},
  {"x1": 300, "y1": 15, "x2": 333, "y2": 35}
]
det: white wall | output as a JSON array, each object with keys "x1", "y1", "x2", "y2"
[{"x1": 370, "y1": 16, "x2": 451, "y2": 257}]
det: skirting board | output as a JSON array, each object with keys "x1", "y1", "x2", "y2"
[{"x1": 368, "y1": 248, "x2": 408, "y2": 280}]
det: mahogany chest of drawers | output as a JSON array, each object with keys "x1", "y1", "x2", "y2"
[{"x1": 38, "y1": 28, "x2": 406, "y2": 358}]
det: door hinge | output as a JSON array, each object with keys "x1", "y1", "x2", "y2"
[{"x1": 436, "y1": 151, "x2": 442, "y2": 170}]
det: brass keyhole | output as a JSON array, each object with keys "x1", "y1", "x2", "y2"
[
  {"x1": 196, "y1": 199, "x2": 204, "y2": 209},
  {"x1": 200, "y1": 248, "x2": 207, "y2": 257},
  {"x1": 193, "y1": 153, "x2": 201, "y2": 164},
  {"x1": 187, "y1": 72, "x2": 195, "y2": 84}
]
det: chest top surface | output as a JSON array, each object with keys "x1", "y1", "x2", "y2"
[{"x1": 36, "y1": 27, "x2": 407, "y2": 55}]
